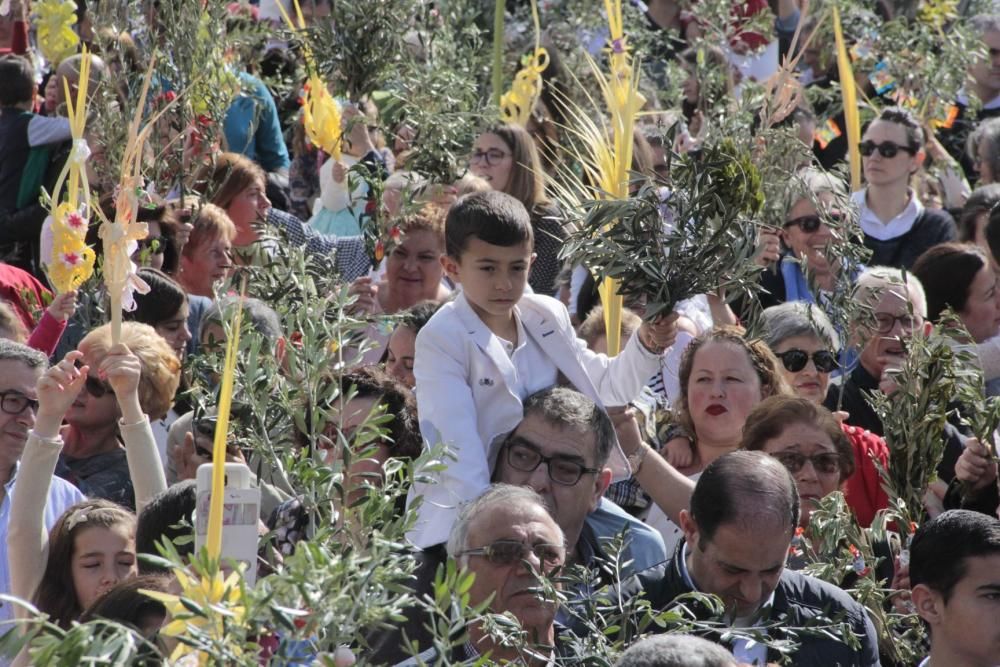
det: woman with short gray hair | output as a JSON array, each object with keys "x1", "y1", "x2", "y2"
[
  {"x1": 748, "y1": 169, "x2": 855, "y2": 316},
  {"x1": 758, "y1": 302, "x2": 890, "y2": 527}
]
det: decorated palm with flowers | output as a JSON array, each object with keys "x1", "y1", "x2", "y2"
[{"x1": 40, "y1": 50, "x2": 95, "y2": 293}]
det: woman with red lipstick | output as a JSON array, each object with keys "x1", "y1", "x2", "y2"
[
  {"x1": 641, "y1": 327, "x2": 790, "y2": 552},
  {"x1": 759, "y1": 302, "x2": 890, "y2": 528}
]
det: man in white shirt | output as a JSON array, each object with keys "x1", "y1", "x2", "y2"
[
  {"x1": 910, "y1": 510, "x2": 1000, "y2": 667},
  {"x1": 0, "y1": 340, "x2": 84, "y2": 628}
]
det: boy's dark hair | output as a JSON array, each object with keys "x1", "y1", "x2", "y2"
[
  {"x1": 910, "y1": 509, "x2": 1000, "y2": 603},
  {"x1": 136, "y1": 480, "x2": 197, "y2": 573},
  {"x1": 444, "y1": 191, "x2": 533, "y2": 259},
  {"x1": 339, "y1": 366, "x2": 423, "y2": 459},
  {"x1": 0, "y1": 55, "x2": 35, "y2": 107}
]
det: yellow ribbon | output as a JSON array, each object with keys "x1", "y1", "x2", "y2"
[
  {"x1": 500, "y1": 48, "x2": 549, "y2": 127},
  {"x1": 303, "y1": 73, "x2": 342, "y2": 160}
]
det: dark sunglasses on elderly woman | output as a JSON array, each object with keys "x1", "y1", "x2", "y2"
[
  {"x1": 775, "y1": 349, "x2": 838, "y2": 373},
  {"x1": 783, "y1": 215, "x2": 823, "y2": 233}
]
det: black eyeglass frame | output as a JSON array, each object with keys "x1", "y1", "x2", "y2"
[
  {"x1": 0, "y1": 390, "x2": 39, "y2": 416},
  {"x1": 502, "y1": 437, "x2": 600, "y2": 486}
]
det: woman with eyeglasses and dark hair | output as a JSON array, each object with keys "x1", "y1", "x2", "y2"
[
  {"x1": 852, "y1": 106, "x2": 957, "y2": 270},
  {"x1": 759, "y1": 302, "x2": 890, "y2": 527},
  {"x1": 467, "y1": 123, "x2": 566, "y2": 295}
]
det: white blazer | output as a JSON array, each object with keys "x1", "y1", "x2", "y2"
[{"x1": 407, "y1": 291, "x2": 662, "y2": 548}]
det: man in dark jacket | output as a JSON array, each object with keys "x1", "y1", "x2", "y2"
[
  {"x1": 824, "y1": 267, "x2": 965, "y2": 482},
  {"x1": 620, "y1": 451, "x2": 881, "y2": 666}
]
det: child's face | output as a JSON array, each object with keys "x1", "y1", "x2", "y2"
[
  {"x1": 71, "y1": 524, "x2": 137, "y2": 612},
  {"x1": 443, "y1": 238, "x2": 534, "y2": 326}
]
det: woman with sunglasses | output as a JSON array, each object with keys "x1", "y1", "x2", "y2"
[
  {"x1": 749, "y1": 169, "x2": 856, "y2": 316},
  {"x1": 56, "y1": 322, "x2": 181, "y2": 511},
  {"x1": 851, "y1": 106, "x2": 957, "y2": 270},
  {"x1": 759, "y1": 302, "x2": 890, "y2": 527},
  {"x1": 468, "y1": 123, "x2": 565, "y2": 295}
]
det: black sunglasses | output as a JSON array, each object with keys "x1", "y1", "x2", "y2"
[
  {"x1": 859, "y1": 140, "x2": 917, "y2": 159},
  {"x1": 84, "y1": 375, "x2": 115, "y2": 399},
  {"x1": 784, "y1": 215, "x2": 823, "y2": 233},
  {"x1": 458, "y1": 539, "x2": 565, "y2": 568},
  {"x1": 772, "y1": 451, "x2": 841, "y2": 475},
  {"x1": 775, "y1": 349, "x2": 838, "y2": 373}
]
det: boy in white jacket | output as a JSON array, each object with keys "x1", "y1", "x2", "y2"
[{"x1": 407, "y1": 191, "x2": 676, "y2": 547}]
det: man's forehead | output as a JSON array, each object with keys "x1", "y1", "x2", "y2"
[
  {"x1": 873, "y1": 288, "x2": 917, "y2": 315},
  {"x1": 468, "y1": 503, "x2": 560, "y2": 543},
  {"x1": 0, "y1": 359, "x2": 43, "y2": 393},
  {"x1": 515, "y1": 414, "x2": 597, "y2": 460}
]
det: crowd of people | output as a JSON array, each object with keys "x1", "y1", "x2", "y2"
[{"x1": 1, "y1": 0, "x2": 1000, "y2": 665}]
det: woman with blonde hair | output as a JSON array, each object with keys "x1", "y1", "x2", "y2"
[{"x1": 55, "y1": 322, "x2": 181, "y2": 510}]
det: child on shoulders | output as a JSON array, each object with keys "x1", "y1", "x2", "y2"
[{"x1": 407, "y1": 191, "x2": 677, "y2": 547}]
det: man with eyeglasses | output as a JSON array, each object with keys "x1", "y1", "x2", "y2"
[
  {"x1": 367, "y1": 389, "x2": 663, "y2": 664},
  {"x1": 824, "y1": 267, "x2": 966, "y2": 484},
  {"x1": 0, "y1": 340, "x2": 84, "y2": 628},
  {"x1": 850, "y1": 106, "x2": 956, "y2": 270},
  {"x1": 492, "y1": 387, "x2": 666, "y2": 579},
  {"x1": 388, "y1": 484, "x2": 571, "y2": 665}
]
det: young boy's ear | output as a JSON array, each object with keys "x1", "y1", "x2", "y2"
[{"x1": 441, "y1": 255, "x2": 461, "y2": 282}]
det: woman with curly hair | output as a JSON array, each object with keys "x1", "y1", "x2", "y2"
[
  {"x1": 56, "y1": 322, "x2": 181, "y2": 510},
  {"x1": 620, "y1": 326, "x2": 791, "y2": 552}
]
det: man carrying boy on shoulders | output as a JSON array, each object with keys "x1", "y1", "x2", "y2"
[{"x1": 407, "y1": 191, "x2": 677, "y2": 548}]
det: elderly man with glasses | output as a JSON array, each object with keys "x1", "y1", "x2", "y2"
[
  {"x1": 388, "y1": 484, "x2": 571, "y2": 665},
  {"x1": 823, "y1": 267, "x2": 967, "y2": 487},
  {"x1": 0, "y1": 339, "x2": 84, "y2": 627}
]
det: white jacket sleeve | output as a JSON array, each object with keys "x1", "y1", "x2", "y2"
[
  {"x1": 120, "y1": 417, "x2": 167, "y2": 515},
  {"x1": 572, "y1": 312, "x2": 662, "y2": 406},
  {"x1": 407, "y1": 328, "x2": 492, "y2": 548}
]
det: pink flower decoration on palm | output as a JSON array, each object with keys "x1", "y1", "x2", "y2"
[
  {"x1": 60, "y1": 251, "x2": 82, "y2": 267},
  {"x1": 611, "y1": 37, "x2": 625, "y2": 54},
  {"x1": 66, "y1": 210, "x2": 87, "y2": 232}
]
